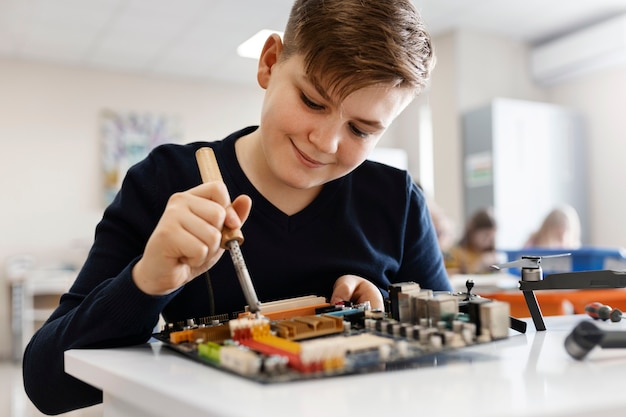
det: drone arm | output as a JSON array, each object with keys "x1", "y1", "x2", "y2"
[{"x1": 520, "y1": 270, "x2": 626, "y2": 291}]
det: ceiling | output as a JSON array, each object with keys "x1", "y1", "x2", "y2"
[{"x1": 1, "y1": 0, "x2": 626, "y2": 85}]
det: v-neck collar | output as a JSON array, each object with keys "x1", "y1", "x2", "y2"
[{"x1": 218, "y1": 127, "x2": 345, "y2": 231}]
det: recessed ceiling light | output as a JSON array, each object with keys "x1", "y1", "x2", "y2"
[{"x1": 237, "y1": 29, "x2": 284, "y2": 59}]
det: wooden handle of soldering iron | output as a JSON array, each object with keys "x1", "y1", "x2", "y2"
[{"x1": 195, "y1": 147, "x2": 244, "y2": 248}]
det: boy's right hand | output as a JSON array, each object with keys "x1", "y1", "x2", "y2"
[
  {"x1": 132, "y1": 182, "x2": 252, "y2": 296},
  {"x1": 330, "y1": 275, "x2": 384, "y2": 311}
]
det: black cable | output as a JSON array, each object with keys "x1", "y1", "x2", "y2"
[{"x1": 204, "y1": 271, "x2": 215, "y2": 317}]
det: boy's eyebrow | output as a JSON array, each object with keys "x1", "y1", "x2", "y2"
[
  {"x1": 353, "y1": 117, "x2": 386, "y2": 130},
  {"x1": 308, "y1": 77, "x2": 332, "y2": 103}
]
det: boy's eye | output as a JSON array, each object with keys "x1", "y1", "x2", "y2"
[
  {"x1": 300, "y1": 91, "x2": 370, "y2": 138},
  {"x1": 301, "y1": 93, "x2": 324, "y2": 110},
  {"x1": 349, "y1": 123, "x2": 369, "y2": 138}
]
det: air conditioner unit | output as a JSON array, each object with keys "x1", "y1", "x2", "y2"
[{"x1": 531, "y1": 14, "x2": 626, "y2": 86}]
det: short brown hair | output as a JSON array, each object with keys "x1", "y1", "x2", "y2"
[{"x1": 282, "y1": 0, "x2": 434, "y2": 100}]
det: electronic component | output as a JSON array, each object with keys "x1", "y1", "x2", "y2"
[
  {"x1": 153, "y1": 282, "x2": 517, "y2": 383},
  {"x1": 241, "y1": 295, "x2": 329, "y2": 320}
]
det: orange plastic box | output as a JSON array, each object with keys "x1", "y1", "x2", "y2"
[{"x1": 486, "y1": 289, "x2": 626, "y2": 318}]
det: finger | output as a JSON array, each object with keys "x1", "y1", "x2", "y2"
[
  {"x1": 188, "y1": 181, "x2": 233, "y2": 208},
  {"x1": 167, "y1": 187, "x2": 228, "y2": 223},
  {"x1": 188, "y1": 184, "x2": 252, "y2": 232},
  {"x1": 184, "y1": 193, "x2": 229, "y2": 230},
  {"x1": 331, "y1": 275, "x2": 384, "y2": 310},
  {"x1": 225, "y1": 194, "x2": 253, "y2": 229},
  {"x1": 157, "y1": 196, "x2": 226, "y2": 255},
  {"x1": 170, "y1": 230, "x2": 211, "y2": 268},
  {"x1": 330, "y1": 277, "x2": 356, "y2": 305},
  {"x1": 177, "y1": 213, "x2": 224, "y2": 259},
  {"x1": 151, "y1": 216, "x2": 219, "y2": 269},
  {"x1": 162, "y1": 192, "x2": 227, "y2": 244},
  {"x1": 353, "y1": 285, "x2": 384, "y2": 310}
]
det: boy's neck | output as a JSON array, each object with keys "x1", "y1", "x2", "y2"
[{"x1": 235, "y1": 131, "x2": 322, "y2": 216}]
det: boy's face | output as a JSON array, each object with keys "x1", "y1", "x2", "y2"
[{"x1": 255, "y1": 36, "x2": 414, "y2": 191}]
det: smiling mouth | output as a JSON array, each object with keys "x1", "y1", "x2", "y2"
[{"x1": 292, "y1": 140, "x2": 326, "y2": 168}]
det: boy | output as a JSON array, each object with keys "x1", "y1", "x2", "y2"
[{"x1": 23, "y1": 0, "x2": 451, "y2": 413}]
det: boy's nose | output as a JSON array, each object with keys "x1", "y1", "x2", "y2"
[{"x1": 309, "y1": 123, "x2": 341, "y2": 154}]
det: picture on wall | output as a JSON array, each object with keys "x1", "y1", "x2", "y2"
[{"x1": 101, "y1": 109, "x2": 182, "y2": 205}]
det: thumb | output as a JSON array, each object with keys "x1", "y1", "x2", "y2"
[
  {"x1": 330, "y1": 276, "x2": 357, "y2": 305},
  {"x1": 331, "y1": 275, "x2": 385, "y2": 310},
  {"x1": 225, "y1": 194, "x2": 252, "y2": 229}
]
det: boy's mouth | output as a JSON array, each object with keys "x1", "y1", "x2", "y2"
[{"x1": 291, "y1": 140, "x2": 326, "y2": 168}]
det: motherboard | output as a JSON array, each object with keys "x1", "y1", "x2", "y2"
[{"x1": 152, "y1": 281, "x2": 515, "y2": 383}]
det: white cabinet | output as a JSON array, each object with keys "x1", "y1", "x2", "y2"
[{"x1": 462, "y1": 98, "x2": 588, "y2": 249}]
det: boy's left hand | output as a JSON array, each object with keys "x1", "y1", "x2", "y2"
[{"x1": 330, "y1": 275, "x2": 384, "y2": 310}]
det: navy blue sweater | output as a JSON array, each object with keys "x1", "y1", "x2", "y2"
[{"x1": 23, "y1": 126, "x2": 450, "y2": 414}]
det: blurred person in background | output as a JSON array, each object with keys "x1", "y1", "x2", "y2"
[
  {"x1": 524, "y1": 204, "x2": 582, "y2": 249},
  {"x1": 446, "y1": 207, "x2": 501, "y2": 274}
]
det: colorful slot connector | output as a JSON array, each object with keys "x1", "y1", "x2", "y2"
[
  {"x1": 299, "y1": 336, "x2": 347, "y2": 372},
  {"x1": 198, "y1": 342, "x2": 221, "y2": 363},
  {"x1": 219, "y1": 345, "x2": 261, "y2": 376},
  {"x1": 169, "y1": 329, "x2": 194, "y2": 344},
  {"x1": 169, "y1": 324, "x2": 230, "y2": 345},
  {"x1": 193, "y1": 324, "x2": 231, "y2": 344},
  {"x1": 272, "y1": 314, "x2": 344, "y2": 341},
  {"x1": 237, "y1": 295, "x2": 330, "y2": 320},
  {"x1": 229, "y1": 315, "x2": 347, "y2": 373},
  {"x1": 198, "y1": 340, "x2": 262, "y2": 376},
  {"x1": 229, "y1": 317, "x2": 270, "y2": 341}
]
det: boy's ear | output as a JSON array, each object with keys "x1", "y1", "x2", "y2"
[{"x1": 257, "y1": 33, "x2": 283, "y2": 89}]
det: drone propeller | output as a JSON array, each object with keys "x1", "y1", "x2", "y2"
[{"x1": 490, "y1": 253, "x2": 571, "y2": 271}]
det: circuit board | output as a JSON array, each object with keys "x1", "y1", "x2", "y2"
[{"x1": 152, "y1": 282, "x2": 515, "y2": 384}]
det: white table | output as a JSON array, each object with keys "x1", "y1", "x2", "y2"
[{"x1": 65, "y1": 315, "x2": 626, "y2": 417}]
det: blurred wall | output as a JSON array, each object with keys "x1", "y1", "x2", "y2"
[
  {"x1": 426, "y1": 29, "x2": 626, "y2": 249},
  {"x1": 549, "y1": 71, "x2": 626, "y2": 247},
  {"x1": 0, "y1": 58, "x2": 264, "y2": 359}
]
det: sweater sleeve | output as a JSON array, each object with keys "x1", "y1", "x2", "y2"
[{"x1": 22, "y1": 149, "x2": 183, "y2": 415}]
